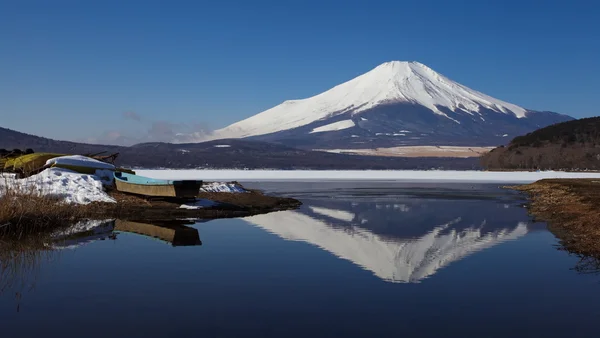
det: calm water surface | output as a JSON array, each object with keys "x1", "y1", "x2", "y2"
[{"x1": 1, "y1": 182, "x2": 600, "y2": 338}]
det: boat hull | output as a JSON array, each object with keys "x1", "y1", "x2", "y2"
[{"x1": 114, "y1": 172, "x2": 202, "y2": 198}]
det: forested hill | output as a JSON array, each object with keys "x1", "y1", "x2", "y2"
[{"x1": 481, "y1": 117, "x2": 600, "y2": 170}]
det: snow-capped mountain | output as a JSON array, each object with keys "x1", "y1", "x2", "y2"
[{"x1": 212, "y1": 61, "x2": 572, "y2": 148}]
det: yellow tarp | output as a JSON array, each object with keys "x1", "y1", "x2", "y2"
[
  {"x1": 6, "y1": 153, "x2": 65, "y2": 172},
  {"x1": 0, "y1": 157, "x2": 9, "y2": 169},
  {"x1": 3, "y1": 157, "x2": 16, "y2": 170}
]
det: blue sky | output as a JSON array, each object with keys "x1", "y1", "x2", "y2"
[{"x1": 1, "y1": 0, "x2": 599, "y2": 143}]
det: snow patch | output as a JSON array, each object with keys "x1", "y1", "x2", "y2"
[
  {"x1": 315, "y1": 146, "x2": 494, "y2": 158},
  {"x1": 200, "y1": 182, "x2": 247, "y2": 193},
  {"x1": 0, "y1": 168, "x2": 116, "y2": 204},
  {"x1": 309, "y1": 120, "x2": 356, "y2": 134},
  {"x1": 46, "y1": 155, "x2": 116, "y2": 185},
  {"x1": 137, "y1": 169, "x2": 600, "y2": 184},
  {"x1": 214, "y1": 145, "x2": 231, "y2": 148},
  {"x1": 179, "y1": 199, "x2": 219, "y2": 209}
]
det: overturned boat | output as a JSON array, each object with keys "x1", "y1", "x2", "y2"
[{"x1": 114, "y1": 171, "x2": 202, "y2": 198}]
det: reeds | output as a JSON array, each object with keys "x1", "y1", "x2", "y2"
[
  {"x1": 0, "y1": 233, "x2": 57, "y2": 312},
  {"x1": 0, "y1": 175, "x2": 84, "y2": 237}
]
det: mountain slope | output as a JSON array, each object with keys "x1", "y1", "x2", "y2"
[
  {"x1": 0, "y1": 126, "x2": 126, "y2": 154},
  {"x1": 481, "y1": 116, "x2": 600, "y2": 170},
  {"x1": 212, "y1": 61, "x2": 573, "y2": 148}
]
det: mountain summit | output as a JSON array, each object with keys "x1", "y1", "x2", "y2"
[{"x1": 212, "y1": 61, "x2": 572, "y2": 148}]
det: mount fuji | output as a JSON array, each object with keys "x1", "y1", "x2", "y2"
[{"x1": 211, "y1": 61, "x2": 572, "y2": 149}]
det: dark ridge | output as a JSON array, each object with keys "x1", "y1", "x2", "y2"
[
  {"x1": 1, "y1": 126, "x2": 480, "y2": 170},
  {"x1": 510, "y1": 117, "x2": 600, "y2": 148},
  {"x1": 480, "y1": 117, "x2": 600, "y2": 170}
]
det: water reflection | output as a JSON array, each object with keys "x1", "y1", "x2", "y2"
[
  {"x1": 114, "y1": 220, "x2": 202, "y2": 246},
  {"x1": 0, "y1": 237, "x2": 56, "y2": 312},
  {"x1": 51, "y1": 219, "x2": 202, "y2": 248},
  {"x1": 570, "y1": 255, "x2": 600, "y2": 275},
  {"x1": 242, "y1": 184, "x2": 537, "y2": 283},
  {"x1": 0, "y1": 218, "x2": 201, "y2": 313},
  {"x1": 51, "y1": 219, "x2": 116, "y2": 249}
]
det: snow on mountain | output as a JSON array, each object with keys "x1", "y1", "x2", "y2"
[
  {"x1": 213, "y1": 61, "x2": 531, "y2": 139},
  {"x1": 309, "y1": 120, "x2": 355, "y2": 134}
]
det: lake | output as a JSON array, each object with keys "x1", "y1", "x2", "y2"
[{"x1": 1, "y1": 181, "x2": 600, "y2": 338}]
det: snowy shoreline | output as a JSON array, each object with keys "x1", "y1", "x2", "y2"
[{"x1": 136, "y1": 169, "x2": 600, "y2": 184}]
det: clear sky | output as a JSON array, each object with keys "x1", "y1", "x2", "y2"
[{"x1": 1, "y1": 0, "x2": 599, "y2": 144}]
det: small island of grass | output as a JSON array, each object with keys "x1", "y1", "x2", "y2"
[{"x1": 510, "y1": 179, "x2": 600, "y2": 260}]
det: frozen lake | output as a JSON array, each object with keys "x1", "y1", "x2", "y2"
[{"x1": 137, "y1": 169, "x2": 600, "y2": 183}]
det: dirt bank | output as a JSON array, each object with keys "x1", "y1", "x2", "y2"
[
  {"x1": 85, "y1": 188, "x2": 302, "y2": 221},
  {"x1": 510, "y1": 179, "x2": 600, "y2": 257},
  {"x1": 1, "y1": 185, "x2": 301, "y2": 237}
]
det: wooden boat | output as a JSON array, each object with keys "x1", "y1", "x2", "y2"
[{"x1": 114, "y1": 171, "x2": 202, "y2": 198}]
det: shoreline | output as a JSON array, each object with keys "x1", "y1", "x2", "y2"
[
  {"x1": 95, "y1": 189, "x2": 302, "y2": 221},
  {"x1": 0, "y1": 187, "x2": 302, "y2": 237},
  {"x1": 509, "y1": 179, "x2": 600, "y2": 258}
]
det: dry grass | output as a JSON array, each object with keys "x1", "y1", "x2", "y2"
[
  {"x1": 0, "y1": 182, "x2": 85, "y2": 237},
  {"x1": 0, "y1": 174, "x2": 301, "y2": 235},
  {"x1": 511, "y1": 179, "x2": 600, "y2": 259}
]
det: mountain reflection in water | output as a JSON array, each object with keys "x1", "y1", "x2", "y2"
[
  {"x1": 242, "y1": 182, "x2": 539, "y2": 283},
  {"x1": 4, "y1": 182, "x2": 600, "y2": 338}
]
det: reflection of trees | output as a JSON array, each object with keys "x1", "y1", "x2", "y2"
[
  {"x1": 554, "y1": 241, "x2": 600, "y2": 276},
  {"x1": 570, "y1": 254, "x2": 600, "y2": 275},
  {"x1": 0, "y1": 236, "x2": 57, "y2": 312}
]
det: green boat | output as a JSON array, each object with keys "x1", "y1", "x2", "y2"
[{"x1": 114, "y1": 172, "x2": 203, "y2": 198}]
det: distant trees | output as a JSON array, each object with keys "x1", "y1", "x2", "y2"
[{"x1": 481, "y1": 117, "x2": 600, "y2": 171}]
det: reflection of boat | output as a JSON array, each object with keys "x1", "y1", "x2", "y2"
[
  {"x1": 115, "y1": 219, "x2": 202, "y2": 246},
  {"x1": 52, "y1": 219, "x2": 202, "y2": 248},
  {"x1": 114, "y1": 172, "x2": 202, "y2": 198}
]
